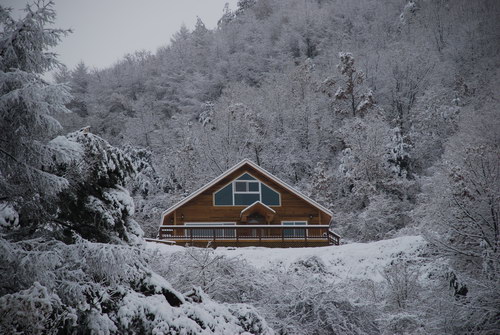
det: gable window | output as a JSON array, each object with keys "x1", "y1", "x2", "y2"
[
  {"x1": 214, "y1": 183, "x2": 233, "y2": 205},
  {"x1": 214, "y1": 173, "x2": 281, "y2": 206},
  {"x1": 282, "y1": 221, "x2": 308, "y2": 237},
  {"x1": 235, "y1": 181, "x2": 259, "y2": 193}
]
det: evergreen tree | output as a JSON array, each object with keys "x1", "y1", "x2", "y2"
[{"x1": 0, "y1": 1, "x2": 71, "y2": 228}]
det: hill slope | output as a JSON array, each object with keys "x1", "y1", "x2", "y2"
[
  {"x1": 148, "y1": 235, "x2": 426, "y2": 282},
  {"x1": 147, "y1": 236, "x2": 446, "y2": 334}
]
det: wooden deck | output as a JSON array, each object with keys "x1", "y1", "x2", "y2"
[{"x1": 156, "y1": 224, "x2": 340, "y2": 248}]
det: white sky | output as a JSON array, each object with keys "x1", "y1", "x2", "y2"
[{"x1": 4, "y1": 0, "x2": 238, "y2": 71}]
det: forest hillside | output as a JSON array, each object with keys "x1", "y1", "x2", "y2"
[
  {"x1": 1, "y1": 0, "x2": 499, "y2": 334},
  {"x1": 54, "y1": 0, "x2": 499, "y2": 241}
]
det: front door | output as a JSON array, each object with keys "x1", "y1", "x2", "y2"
[{"x1": 240, "y1": 212, "x2": 265, "y2": 237}]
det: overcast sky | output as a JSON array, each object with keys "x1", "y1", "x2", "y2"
[{"x1": 5, "y1": 0, "x2": 237, "y2": 71}]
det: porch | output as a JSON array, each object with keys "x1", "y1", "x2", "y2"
[{"x1": 157, "y1": 224, "x2": 340, "y2": 248}]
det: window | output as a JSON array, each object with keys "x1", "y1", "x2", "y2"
[
  {"x1": 261, "y1": 184, "x2": 280, "y2": 205},
  {"x1": 213, "y1": 173, "x2": 281, "y2": 206},
  {"x1": 282, "y1": 221, "x2": 307, "y2": 237},
  {"x1": 234, "y1": 193, "x2": 260, "y2": 205},
  {"x1": 214, "y1": 183, "x2": 233, "y2": 205},
  {"x1": 185, "y1": 222, "x2": 236, "y2": 238},
  {"x1": 234, "y1": 179, "x2": 260, "y2": 205},
  {"x1": 235, "y1": 181, "x2": 259, "y2": 193}
]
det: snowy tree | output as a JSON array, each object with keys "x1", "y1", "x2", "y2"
[
  {"x1": 67, "y1": 61, "x2": 90, "y2": 117},
  {"x1": 382, "y1": 260, "x2": 421, "y2": 310},
  {"x1": 195, "y1": 101, "x2": 259, "y2": 174},
  {"x1": 310, "y1": 161, "x2": 334, "y2": 208},
  {"x1": 198, "y1": 100, "x2": 216, "y2": 129},
  {"x1": 0, "y1": 1, "x2": 71, "y2": 228},
  {"x1": 332, "y1": 114, "x2": 417, "y2": 241},
  {"x1": 422, "y1": 107, "x2": 500, "y2": 332},
  {"x1": 123, "y1": 145, "x2": 172, "y2": 238},
  {"x1": 322, "y1": 52, "x2": 374, "y2": 117},
  {"x1": 49, "y1": 129, "x2": 142, "y2": 245}
]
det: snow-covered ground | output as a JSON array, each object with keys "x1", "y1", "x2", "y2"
[{"x1": 147, "y1": 235, "x2": 426, "y2": 283}]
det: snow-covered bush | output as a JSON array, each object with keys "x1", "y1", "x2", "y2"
[
  {"x1": 0, "y1": 236, "x2": 274, "y2": 334},
  {"x1": 154, "y1": 248, "x2": 380, "y2": 335},
  {"x1": 382, "y1": 260, "x2": 421, "y2": 310},
  {"x1": 0, "y1": 281, "x2": 76, "y2": 334},
  {"x1": 0, "y1": 202, "x2": 19, "y2": 230},
  {"x1": 262, "y1": 275, "x2": 379, "y2": 335},
  {"x1": 153, "y1": 247, "x2": 269, "y2": 304},
  {"x1": 382, "y1": 312, "x2": 425, "y2": 335}
]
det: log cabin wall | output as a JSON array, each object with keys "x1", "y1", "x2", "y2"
[{"x1": 162, "y1": 165, "x2": 331, "y2": 236}]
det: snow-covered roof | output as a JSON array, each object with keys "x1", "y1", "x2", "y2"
[
  {"x1": 161, "y1": 159, "x2": 333, "y2": 223},
  {"x1": 240, "y1": 201, "x2": 276, "y2": 215}
]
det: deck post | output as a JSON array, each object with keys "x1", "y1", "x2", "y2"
[
  {"x1": 190, "y1": 228, "x2": 193, "y2": 244},
  {"x1": 213, "y1": 229, "x2": 216, "y2": 243},
  {"x1": 281, "y1": 228, "x2": 285, "y2": 247},
  {"x1": 236, "y1": 227, "x2": 239, "y2": 246},
  {"x1": 258, "y1": 228, "x2": 262, "y2": 246},
  {"x1": 304, "y1": 228, "x2": 308, "y2": 247}
]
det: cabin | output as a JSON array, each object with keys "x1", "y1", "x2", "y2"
[{"x1": 157, "y1": 159, "x2": 340, "y2": 247}]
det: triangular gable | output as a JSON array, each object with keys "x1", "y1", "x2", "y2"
[
  {"x1": 240, "y1": 201, "x2": 276, "y2": 215},
  {"x1": 161, "y1": 159, "x2": 333, "y2": 223},
  {"x1": 240, "y1": 201, "x2": 276, "y2": 223}
]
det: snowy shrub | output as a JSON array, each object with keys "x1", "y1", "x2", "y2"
[
  {"x1": 153, "y1": 247, "x2": 269, "y2": 304},
  {"x1": 382, "y1": 312, "x2": 425, "y2": 335},
  {"x1": 261, "y1": 274, "x2": 379, "y2": 335},
  {"x1": 0, "y1": 236, "x2": 274, "y2": 334},
  {"x1": 382, "y1": 260, "x2": 421, "y2": 310},
  {"x1": 0, "y1": 202, "x2": 19, "y2": 230},
  {"x1": 0, "y1": 282, "x2": 77, "y2": 334},
  {"x1": 155, "y1": 247, "x2": 380, "y2": 335},
  {"x1": 290, "y1": 256, "x2": 328, "y2": 274}
]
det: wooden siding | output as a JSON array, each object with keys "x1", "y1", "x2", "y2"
[{"x1": 162, "y1": 165, "x2": 332, "y2": 238}]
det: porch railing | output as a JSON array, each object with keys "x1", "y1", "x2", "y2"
[{"x1": 158, "y1": 224, "x2": 340, "y2": 246}]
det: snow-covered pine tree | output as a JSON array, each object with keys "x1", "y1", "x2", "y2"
[
  {"x1": 0, "y1": 1, "x2": 71, "y2": 229},
  {"x1": 49, "y1": 129, "x2": 143, "y2": 245},
  {"x1": 66, "y1": 61, "x2": 90, "y2": 117},
  {"x1": 325, "y1": 52, "x2": 374, "y2": 117}
]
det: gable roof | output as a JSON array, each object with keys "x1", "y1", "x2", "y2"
[
  {"x1": 161, "y1": 159, "x2": 333, "y2": 222},
  {"x1": 240, "y1": 201, "x2": 276, "y2": 215}
]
